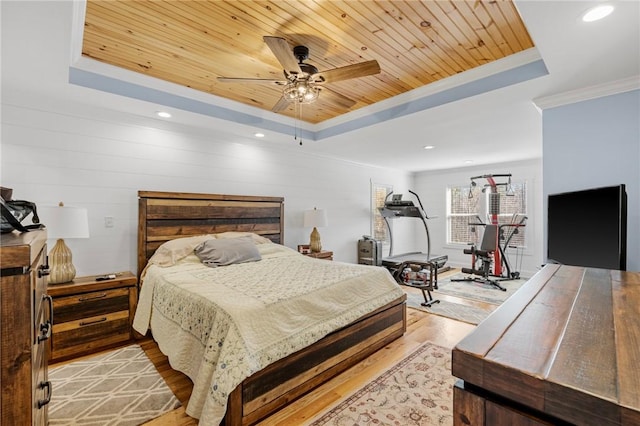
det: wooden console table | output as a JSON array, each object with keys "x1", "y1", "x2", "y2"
[{"x1": 452, "y1": 264, "x2": 640, "y2": 426}]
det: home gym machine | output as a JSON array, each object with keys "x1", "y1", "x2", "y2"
[
  {"x1": 378, "y1": 190, "x2": 449, "y2": 307},
  {"x1": 452, "y1": 174, "x2": 527, "y2": 291}
]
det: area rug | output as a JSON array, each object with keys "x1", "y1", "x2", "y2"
[
  {"x1": 406, "y1": 292, "x2": 494, "y2": 325},
  {"x1": 434, "y1": 274, "x2": 527, "y2": 305},
  {"x1": 49, "y1": 345, "x2": 181, "y2": 426},
  {"x1": 308, "y1": 341, "x2": 454, "y2": 426}
]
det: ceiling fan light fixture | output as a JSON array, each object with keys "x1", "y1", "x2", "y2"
[{"x1": 283, "y1": 80, "x2": 319, "y2": 104}]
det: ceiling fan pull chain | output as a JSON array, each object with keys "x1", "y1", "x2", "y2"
[
  {"x1": 294, "y1": 101, "x2": 303, "y2": 146},
  {"x1": 294, "y1": 101, "x2": 298, "y2": 143},
  {"x1": 299, "y1": 103, "x2": 303, "y2": 145}
]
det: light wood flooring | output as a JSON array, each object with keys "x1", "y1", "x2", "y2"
[{"x1": 140, "y1": 269, "x2": 494, "y2": 425}]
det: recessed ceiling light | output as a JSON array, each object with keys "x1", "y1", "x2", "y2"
[
  {"x1": 582, "y1": 5, "x2": 614, "y2": 22},
  {"x1": 423, "y1": 145, "x2": 434, "y2": 150},
  {"x1": 254, "y1": 132, "x2": 265, "y2": 138},
  {"x1": 156, "y1": 111, "x2": 171, "y2": 118},
  {"x1": 464, "y1": 160, "x2": 474, "y2": 164}
]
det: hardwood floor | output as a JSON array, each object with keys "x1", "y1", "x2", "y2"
[{"x1": 141, "y1": 271, "x2": 489, "y2": 426}]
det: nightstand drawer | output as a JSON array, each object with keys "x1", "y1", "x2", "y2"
[
  {"x1": 52, "y1": 288, "x2": 129, "y2": 323},
  {"x1": 52, "y1": 310, "x2": 130, "y2": 359}
]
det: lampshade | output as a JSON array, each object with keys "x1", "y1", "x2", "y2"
[
  {"x1": 303, "y1": 208, "x2": 328, "y2": 228},
  {"x1": 40, "y1": 202, "x2": 89, "y2": 284},
  {"x1": 40, "y1": 203, "x2": 90, "y2": 239}
]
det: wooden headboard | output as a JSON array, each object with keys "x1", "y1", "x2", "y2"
[{"x1": 137, "y1": 191, "x2": 284, "y2": 278}]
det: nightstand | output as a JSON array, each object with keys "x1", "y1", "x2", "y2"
[
  {"x1": 47, "y1": 272, "x2": 137, "y2": 362},
  {"x1": 304, "y1": 250, "x2": 333, "y2": 260}
]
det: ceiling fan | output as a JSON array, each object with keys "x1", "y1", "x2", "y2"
[{"x1": 217, "y1": 36, "x2": 381, "y2": 113}]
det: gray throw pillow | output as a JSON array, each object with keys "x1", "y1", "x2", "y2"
[{"x1": 194, "y1": 236, "x2": 261, "y2": 267}]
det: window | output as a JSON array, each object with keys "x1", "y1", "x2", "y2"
[
  {"x1": 447, "y1": 185, "x2": 481, "y2": 245},
  {"x1": 371, "y1": 183, "x2": 392, "y2": 246},
  {"x1": 447, "y1": 181, "x2": 527, "y2": 248},
  {"x1": 494, "y1": 182, "x2": 527, "y2": 248}
]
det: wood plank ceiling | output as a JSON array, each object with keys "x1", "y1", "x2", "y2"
[{"x1": 82, "y1": 0, "x2": 534, "y2": 124}]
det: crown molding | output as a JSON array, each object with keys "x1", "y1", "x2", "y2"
[{"x1": 533, "y1": 76, "x2": 640, "y2": 110}]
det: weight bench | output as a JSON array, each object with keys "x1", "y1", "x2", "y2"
[{"x1": 452, "y1": 224, "x2": 508, "y2": 291}]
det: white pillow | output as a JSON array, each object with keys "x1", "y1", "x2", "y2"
[{"x1": 148, "y1": 234, "x2": 215, "y2": 267}]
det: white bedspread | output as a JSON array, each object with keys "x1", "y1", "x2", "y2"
[{"x1": 133, "y1": 242, "x2": 404, "y2": 424}]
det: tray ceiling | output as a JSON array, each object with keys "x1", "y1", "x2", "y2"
[{"x1": 81, "y1": 0, "x2": 534, "y2": 124}]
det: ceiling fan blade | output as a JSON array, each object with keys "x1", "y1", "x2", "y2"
[
  {"x1": 271, "y1": 96, "x2": 291, "y2": 112},
  {"x1": 217, "y1": 77, "x2": 286, "y2": 85},
  {"x1": 263, "y1": 36, "x2": 302, "y2": 76},
  {"x1": 321, "y1": 87, "x2": 357, "y2": 109},
  {"x1": 311, "y1": 60, "x2": 380, "y2": 84}
]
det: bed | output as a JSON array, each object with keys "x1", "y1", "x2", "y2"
[{"x1": 134, "y1": 191, "x2": 407, "y2": 425}]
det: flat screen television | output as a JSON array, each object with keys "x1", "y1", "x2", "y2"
[{"x1": 547, "y1": 184, "x2": 627, "y2": 270}]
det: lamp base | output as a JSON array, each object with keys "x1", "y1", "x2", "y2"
[
  {"x1": 48, "y1": 238, "x2": 77, "y2": 284},
  {"x1": 310, "y1": 227, "x2": 322, "y2": 253}
]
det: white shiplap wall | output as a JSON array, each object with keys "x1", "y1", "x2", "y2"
[{"x1": 1, "y1": 100, "x2": 413, "y2": 276}]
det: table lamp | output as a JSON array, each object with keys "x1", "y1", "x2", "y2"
[
  {"x1": 303, "y1": 208, "x2": 328, "y2": 253},
  {"x1": 41, "y1": 202, "x2": 90, "y2": 284}
]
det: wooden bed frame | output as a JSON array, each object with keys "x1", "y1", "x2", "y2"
[{"x1": 138, "y1": 191, "x2": 407, "y2": 425}]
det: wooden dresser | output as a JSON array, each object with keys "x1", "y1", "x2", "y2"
[
  {"x1": 1, "y1": 230, "x2": 52, "y2": 426},
  {"x1": 452, "y1": 264, "x2": 640, "y2": 426},
  {"x1": 48, "y1": 272, "x2": 138, "y2": 362}
]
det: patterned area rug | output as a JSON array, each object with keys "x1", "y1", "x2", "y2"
[
  {"x1": 434, "y1": 274, "x2": 527, "y2": 305},
  {"x1": 49, "y1": 345, "x2": 181, "y2": 426},
  {"x1": 403, "y1": 274, "x2": 528, "y2": 324},
  {"x1": 406, "y1": 292, "x2": 494, "y2": 325},
  {"x1": 309, "y1": 341, "x2": 454, "y2": 426}
]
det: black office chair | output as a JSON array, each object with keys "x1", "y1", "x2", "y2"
[{"x1": 452, "y1": 224, "x2": 507, "y2": 291}]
